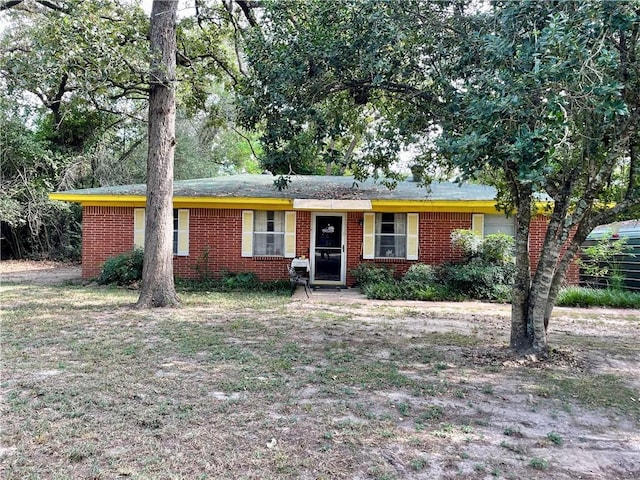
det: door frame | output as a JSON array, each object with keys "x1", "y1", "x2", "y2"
[{"x1": 310, "y1": 212, "x2": 347, "y2": 286}]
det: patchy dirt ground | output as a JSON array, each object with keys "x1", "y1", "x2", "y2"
[
  {"x1": 1, "y1": 263, "x2": 639, "y2": 479},
  {"x1": 0, "y1": 260, "x2": 81, "y2": 285}
]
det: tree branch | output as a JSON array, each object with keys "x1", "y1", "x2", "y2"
[
  {"x1": 0, "y1": 0, "x2": 23, "y2": 10},
  {"x1": 178, "y1": 47, "x2": 239, "y2": 86},
  {"x1": 1, "y1": 0, "x2": 69, "y2": 12},
  {"x1": 116, "y1": 135, "x2": 145, "y2": 165},
  {"x1": 221, "y1": 0, "x2": 249, "y2": 77},
  {"x1": 231, "y1": 126, "x2": 258, "y2": 159},
  {"x1": 234, "y1": 0, "x2": 259, "y2": 28},
  {"x1": 47, "y1": 72, "x2": 69, "y2": 127}
]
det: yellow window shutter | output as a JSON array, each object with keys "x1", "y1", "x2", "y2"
[
  {"x1": 176, "y1": 209, "x2": 189, "y2": 256},
  {"x1": 362, "y1": 212, "x2": 375, "y2": 259},
  {"x1": 241, "y1": 210, "x2": 254, "y2": 257},
  {"x1": 472, "y1": 214, "x2": 484, "y2": 236},
  {"x1": 406, "y1": 213, "x2": 419, "y2": 260},
  {"x1": 134, "y1": 208, "x2": 145, "y2": 249},
  {"x1": 284, "y1": 211, "x2": 296, "y2": 258}
]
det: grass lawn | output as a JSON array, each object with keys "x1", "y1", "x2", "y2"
[{"x1": 1, "y1": 283, "x2": 639, "y2": 479}]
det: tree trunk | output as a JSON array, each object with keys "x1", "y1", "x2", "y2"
[
  {"x1": 136, "y1": 0, "x2": 180, "y2": 308},
  {"x1": 526, "y1": 256, "x2": 557, "y2": 355},
  {"x1": 510, "y1": 189, "x2": 532, "y2": 351}
]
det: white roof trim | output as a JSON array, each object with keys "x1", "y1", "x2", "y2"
[{"x1": 293, "y1": 199, "x2": 372, "y2": 211}]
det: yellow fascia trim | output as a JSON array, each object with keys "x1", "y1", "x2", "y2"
[
  {"x1": 49, "y1": 193, "x2": 147, "y2": 207},
  {"x1": 172, "y1": 197, "x2": 293, "y2": 210},
  {"x1": 49, "y1": 193, "x2": 293, "y2": 210},
  {"x1": 50, "y1": 192, "x2": 552, "y2": 215},
  {"x1": 371, "y1": 200, "x2": 502, "y2": 214}
]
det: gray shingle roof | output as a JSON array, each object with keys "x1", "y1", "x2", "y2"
[{"x1": 57, "y1": 174, "x2": 498, "y2": 201}]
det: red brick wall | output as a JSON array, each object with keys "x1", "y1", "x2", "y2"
[
  {"x1": 345, "y1": 212, "x2": 363, "y2": 285},
  {"x1": 419, "y1": 212, "x2": 471, "y2": 265},
  {"x1": 529, "y1": 214, "x2": 579, "y2": 285},
  {"x1": 82, "y1": 207, "x2": 310, "y2": 282},
  {"x1": 174, "y1": 208, "x2": 297, "y2": 281},
  {"x1": 80, "y1": 206, "x2": 579, "y2": 285},
  {"x1": 296, "y1": 211, "x2": 312, "y2": 259},
  {"x1": 82, "y1": 206, "x2": 136, "y2": 279},
  {"x1": 529, "y1": 214, "x2": 547, "y2": 274},
  {"x1": 345, "y1": 212, "x2": 470, "y2": 285}
]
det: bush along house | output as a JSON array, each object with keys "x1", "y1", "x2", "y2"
[{"x1": 49, "y1": 174, "x2": 567, "y2": 287}]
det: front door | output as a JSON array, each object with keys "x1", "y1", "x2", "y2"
[{"x1": 311, "y1": 213, "x2": 346, "y2": 285}]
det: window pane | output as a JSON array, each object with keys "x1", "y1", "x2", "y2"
[
  {"x1": 378, "y1": 235, "x2": 395, "y2": 257},
  {"x1": 374, "y1": 213, "x2": 407, "y2": 258},
  {"x1": 273, "y1": 211, "x2": 284, "y2": 232},
  {"x1": 254, "y1": 211, "x2": 284, "y2": 232},
  {"x1": 253, "y1": 210, "x2": 285, "y2": 256},
  {"x1": 484, "y1": 214, "x2": 515, "y2": 237},
  {"x1": 380, "y1": 223, "x2": 394, "y2": 234},
  {"x1": 380, "y1": 235, "x2": 395, "y2": 247},
  {"x1": 394, "y1": 214, "x2": 406, "y2": 234},
  {"x1": 381, "y1": 213, "x2": 394, "y2": 223},
  {"x1": 254, "y1": 211, "x2": 268, "y2": 231},
  {"x1": 254, "y1": 233, "x2": 284, "y2": 256}
]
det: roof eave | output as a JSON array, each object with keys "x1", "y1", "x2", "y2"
[
  {"x1": 49, "y1": 193, "x2": 295, "y2": 209},
  {"x1": 372, "y1": 200, "x2": 503, "y2": 213},
  {"x1": 50, "y1": 192, "x2": 541, "y2": 214}
]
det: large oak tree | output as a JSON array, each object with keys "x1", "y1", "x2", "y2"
[
  {"x1": 135, "y1": 0, "x2": 180, "y2": 308},
  {"x1": 1, "y1": 0, "x2": 252, "y2": 264},
  {"x1": 440, "y1": 0, "x2": 639, "y2": 353},
  {"x1": 240, "y1": 0, "x2": 639, "y2": 354},
  {"x1": 0, "y1": 0, "x2": 150, "y2": 258}
]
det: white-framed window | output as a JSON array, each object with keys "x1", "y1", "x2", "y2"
[
  {"x1": 241, "y1": 210, "x2": 296, "y2": 258},
  {"x1": 254, "y1": 210, "x2": 285, "y2": 256},
  {"x1": 484, "y1": 214, "x2": 516, "y2": 237},
  {"x1": 472, "y1": 213, "x2": 515, "y2": 238},
  {"x1": 375, "y1": 213, "x2": 407, "y2": 258},
  {"x1": 133, "y1": 208, "x2": 189, "y2": 256},
  {"x1": 363, "y1": 212, "x2": 419, "y2": 260}
]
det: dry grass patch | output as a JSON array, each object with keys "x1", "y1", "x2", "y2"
[{"x1": 1, "y1": 284, "x2": 639, "y2": 479}]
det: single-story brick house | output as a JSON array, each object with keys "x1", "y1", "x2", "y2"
[{"x1": 50, "y1": 174, "x2": 559, "y2": 287}]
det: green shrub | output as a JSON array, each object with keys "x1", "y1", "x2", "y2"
[
  {"x1": 176, "y1": 272, "x2": 290, "y2": 294},
  {"x1": 397, "y1": 264, "x2": 453, "y2": 300},
  {"x1": 359, "y1": 265, "x2": 464, "y2": 301},
  {"x1": 258, "y1": 279, "x2": 292, "y2": 293},
  {"x1": 451, "y1": 229, "x2": 515, "y2": 264},
  {"x1": 481, "y1": 233, "x2": 515, "y2": 264},
  {"x1": 556, "y1": 287, "x2": 640, "y2": 309},
  {"x1": 438, "y1": 260, "x2": 515, "y2": 301},
  {"x1": 489, "y1": 284, "x2": 513, "y2": 303},
  {"x1": 220, "y1": 271, "x2": 260, "y2": 290},
  {"x1": 97, "y1": 248, "x2": 144, "y2": 285},
  {"x1": 351, "y1": 263, "x2": 394, "y2": 286},
  {"x1": 353, "y1": 240, "x2": 515, "y2": 303},
  {"x1": 362, "y1": 281, "x2": 403, "y2": 300},
  {"x1": 450, "y1": 229, "x2": 482, "y2": 258},
  {"x1": 579, "y1": 232, "x2": 631, "y2": 289},
  {"x1": 402, "y1": 263, "x2": 436, "y2": 285},
  {"x1": 403, "y1": 283, "x2": 463, "y2": 301}
]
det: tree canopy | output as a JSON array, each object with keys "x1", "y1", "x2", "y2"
[
  {"x1": 240, "y1": 0, "x2": 639, "y2": 353},
  {"x1": 238, "y1": 0, "x2": 461, "y2": 186},
  {"x1": 438, "y1": 0, "x2": 639, "y2": 352},
  {"x1": 0, "y1": 0, "x2": 258, "y2": 258}
]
